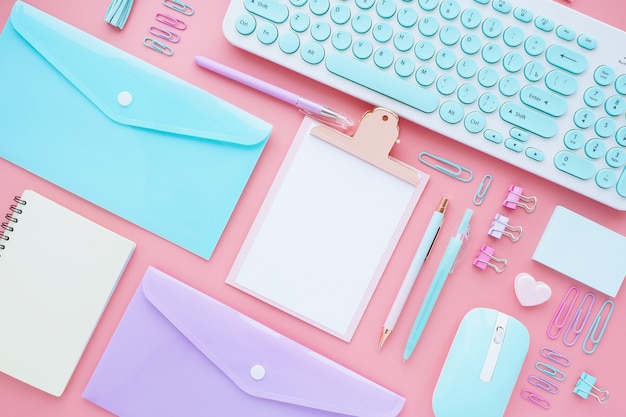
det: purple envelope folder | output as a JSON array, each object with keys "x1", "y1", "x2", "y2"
[{"x1": 83, "y1": 267, "x2": 405, "y2": 417}]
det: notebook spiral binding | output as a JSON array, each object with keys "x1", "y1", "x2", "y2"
[{"x1": 0, "y1": 195, "x2": 27, "y2": 250}]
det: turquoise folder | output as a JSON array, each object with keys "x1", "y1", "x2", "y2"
[{"x1": 0, "y1": 2, "x2": 272, "y2": 259}]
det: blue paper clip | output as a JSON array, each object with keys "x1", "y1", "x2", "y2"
[
  {"x1": 536, "y1": 361, "x2": 566, "y2": 382},
  {"x1": 546, "y1": 285, "x2": 579, "y2": 340},
  {"x1": 418, "y1": 152, "x2": 473, "y2": 182},
  {"x1": 583, "y1": 299, "x2": 614, "y2": 354},
  {"x1": 563, "y1": 292, "x2": 595, "y2": 347},
  {"x1": 528, "y1": 375, "x2": 560, "y2": 394},
  {"x1": 473, "y1": 174, "x2": 492, "y2": 205},
  {"x1": 163, "y1": 0, "x2": 195, "y2": 16}
]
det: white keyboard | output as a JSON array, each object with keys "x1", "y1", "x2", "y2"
[{"x1": 223, "y1": 0, "x2": 626, "y2": 210}]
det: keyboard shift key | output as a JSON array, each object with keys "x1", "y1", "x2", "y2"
[
  {"x1": 326, "y1": 53, "x2": 440, "y2": 113},
  {"x1": 500, "y1": 102, "x2": 558, "y2": 138},
  {"x1": 244, "y1": 0, "x2": 288, "y2": 23}
]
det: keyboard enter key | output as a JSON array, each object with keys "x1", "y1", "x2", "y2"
[{"x1": 520, "y1": 86, "x2": 568, "y2": 117}]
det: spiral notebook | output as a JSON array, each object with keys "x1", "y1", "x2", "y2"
[
  {"x1": 0, "y1": 190, "x2": 135, "y2": 396},
  {"x1": 227, "y1": 111, "x2": 428, "y2": 341}
]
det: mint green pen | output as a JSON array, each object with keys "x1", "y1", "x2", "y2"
[{"x1": 403, "y1": 209, "x2": 473, "y2": 361}]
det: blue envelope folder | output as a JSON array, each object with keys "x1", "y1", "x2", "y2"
[{"x1": 0, "y1": 2, "x2": 272, "y2": 259}]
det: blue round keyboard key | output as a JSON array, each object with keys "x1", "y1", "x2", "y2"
[
  {"x1": 395, "y1": 57, "x2": 416, "y2": 77},
  {"x1": 257, "y1": 23, "x2": 278, "y2": 44},
  {"x1": 563, "y1": 129, "x2": 585, "y2": 150},
  {"x1": 616, "y1": 127, "x2": 626, "y2": 146},
  {"x1": 464, "y1": 111, "x2": 486, "y2": 133},
  {"x1": 291, "y1": 12, "x2": 310, "y2": 32},
  {"x1": 439, "y1": 0, "x2": 461, "y2": 20},
  {"x1": 503, "y1": 26, "x2": 524, "y2": 47},
  {"x1": 478, "y1": 67, "x2": 499, "y2": 88},
  {"x1": 482, "y1": 17, "x2": 503, "y2": 38},
  {"x1": 583, "y1": 87, "x2": 604, "y2": 108},
  {"x1": 279, "y1": 32, "x2": 300, "y2": 54},
  {"x1": 416, "y1": 66, "x2": 437, "y2": 86},
  {"x1": 352, "y1": 13, "x2": 373, "y2": 33},
  {"x1": 606, "y1": 148, "x2": 626, "y2": 168},
  {"x1": 595, "y1": 117, "x2": 616, "y2": 138},
  {"x1": 524, "y1": 35, "x2": 546, "y2": 56},
  {"x1": 419, "y1": 16, "x2": 439, "y2": 37},
  {"x1": 437, "y1": 75, "x2": 458, "y2": 95},
  {"x1": 585, "y1": 138, "x2": 606, "y2": 159},
  {"x1": 460, "y1": 34, "x2": 481, "y2": 55},
  {"x1": 300, "y1": 41, "x2": 325, "y2": 64},
  {"x1": 458, "y1": 83, "x2": 478, "y2": 104},
  {"x1": 499, "y1": 76, "x2": 520, "y2": 96},
  {"x1": 440, "y1": 25, "x2": 461, "y2": 46},
  {"x1": 436, "y1": 49, "x2": 457, "y2": 70},
  {"x1": 605, "y1": 95, "x2": 626, "y2": 116},
  {"x1": 310, "y1": 0, "x2": 330, "y2": 16},
  {"x1": 394, "y1": 31, "x2": 415, "y2": 52},
  {"x1": 482, "y1": 43, "x2": 502, "y2": 64},
  {"x1": 311, "y1": 21, "x2": 331, "y2": 41},
  {"x1": 331, "y1": 4, "x2": 351, "y2": 24},
  {"x1": 594, "y1": 65, "x2": 615, "y2": 86},
  {"x1": 419, "y1": 0, "x2": 438, "y2": 12},
  {"x1": 460, "y1": 8, "x2": 481, "y2": 29},
  {"x1": 353, "y1": 39, "x2": 373, "y2": 59},
  {"x1": 414, "y1": 40, "x2": 435, "y2": 60},
  {"x1": 478, "y1": 92, "x2": 499, "y2": 113},
  {"x1": 332, "y1": 30, "x2": 352, "y2": 51},
  {"x1": 573, "y1": 108, "x2": 595, "y2": 129},
  {"x1": 376, "y1": 0, "x2": 397, "y2": 18},
  {"x1": 524, "y1": 61, "x2": 544, "y2": 82},
  {"x1": 596, "y1": 169, "x2": 618, "y2": 189},
  {"x1": 440, "y1": 101, "x2": 464, "y2": 124},
  {"x1": 398, "y1": 7, "x2": 419, "y2": 28},
  {"x1": 374, "y1": 47, "x2": 395, "y2": 68},
  {"x1": 457, "y1": 58, "x2": 477, "y2": 79},
  {"x1": 503, "y1": 52, "x2": 524, "y2": 73},
  {"x1": 235, "y1": 13, "x2": 256, "y2": 35},
  {"x1": 373, "y1": 22, "x2": 393, "y2": 42}
]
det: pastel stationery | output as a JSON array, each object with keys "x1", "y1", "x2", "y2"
[
  {"x1": 0, "y1": 190, "x2": 135, "y2": 396},
  {"x1": 532, "y1": 206, "x2": 626, "y2": 297},
  {"x1": 83, "y1": 267, "x2": 406, "y2": 417},
  {"x1": 227, "y1": 109, "x2": 428, "y2": 341},
  {"x1": 0, "y1": 2, "x2": 272, "y2": 259}
]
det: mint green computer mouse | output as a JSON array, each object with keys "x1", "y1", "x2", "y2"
[{"x1": 432, "y1": 308, "x2": 529, "y2": 417}]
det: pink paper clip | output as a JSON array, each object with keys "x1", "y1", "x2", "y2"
[
  {"x1": 502, "y1": 184, "x2": 537, "y2": 213},
  {"x1": 521, "y1": 388, "x2": 551, "y2": 409},
  {"x1": 563, "y1": 291, "x2": 595, "y2": 346},
  {"x1": 487, "y1": 213, "x2": 522, "y2": 242},
  {"x1": 546, "y1": 285, "x2": 579, "y2": 340},
  {"x1": 540, "y1": 346, "x2": 571, "y2": 367},
  {"x1": 528, "y1": 375, "x2": 560, "y2": 394},
  {"x1": 149, "y1": 26, "x2": 181, "y2": 43},
  {"x1": 155, "y1": 13, "x2": 187, "y2": 30},
  {"x1": 472, "y1": 244, "x2": 507, "y2": 273}
]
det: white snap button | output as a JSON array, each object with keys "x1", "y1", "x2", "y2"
[
  {"x1": 117, "y1": 91, "x2": 133, "y2": 107},
  {"x1": 250, "y1": 364, "x2": 266, "y2": 380}
]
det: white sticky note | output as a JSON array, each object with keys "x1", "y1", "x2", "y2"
[{"x1": 532, "y1": 206, "x2": 626, "y2": 297}]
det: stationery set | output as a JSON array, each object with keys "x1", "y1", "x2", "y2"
[{"x1": 1, "y1": 1, "x2": 625, "y2": 417}]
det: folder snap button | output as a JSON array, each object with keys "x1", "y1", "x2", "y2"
[
  {"x1": 117, "y1": 91, "x2": 133, "y2": 107},
  {"x1": 250, "y1": 364, "x2": 266, "y2": 380}
]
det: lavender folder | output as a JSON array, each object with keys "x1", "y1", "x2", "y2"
[{"x1": 83, "y1": 267, "x2": 405, "y2": 417}]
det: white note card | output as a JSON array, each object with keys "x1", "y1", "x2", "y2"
[
  {"x1": 532, "y1": 206, "x2": 626, "y2": 297},
  {"x1": 227, "y1": 117, "x2": 427, "y2": 341}
]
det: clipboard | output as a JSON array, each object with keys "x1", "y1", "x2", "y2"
[{"x1": 227, "y1": 108, "x2": 428, "y2": 341}]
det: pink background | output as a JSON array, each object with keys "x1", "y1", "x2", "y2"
[{"x1": 1, "y1": 0, "x2": 625, "y2": 416}]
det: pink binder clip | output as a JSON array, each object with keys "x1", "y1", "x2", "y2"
[
  {"x1": 502, "y1": 184, "x2": 537, "y2": 213},
  {"x1": 472, "y1": 244, "x2": 507, "y2": 273},
  {"x1": 487, "y1": 213, "x2": 522, "y2": 242}
]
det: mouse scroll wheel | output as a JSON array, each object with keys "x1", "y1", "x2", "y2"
[{"x1": 493, "y1": 326, "x2": 505, "y2": 344}]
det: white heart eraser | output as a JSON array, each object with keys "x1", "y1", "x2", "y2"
[{"x1": 514, "y1": 273, "x2": 552, "y2": 307}]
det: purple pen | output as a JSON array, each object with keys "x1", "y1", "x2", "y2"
[{"x1": 194, "y1": 56, "x2": 353, "y2": 131}]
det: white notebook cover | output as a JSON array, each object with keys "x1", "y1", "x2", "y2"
[{"x1": 0, "y1": 190, "x2": 135, "y2": 396}]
